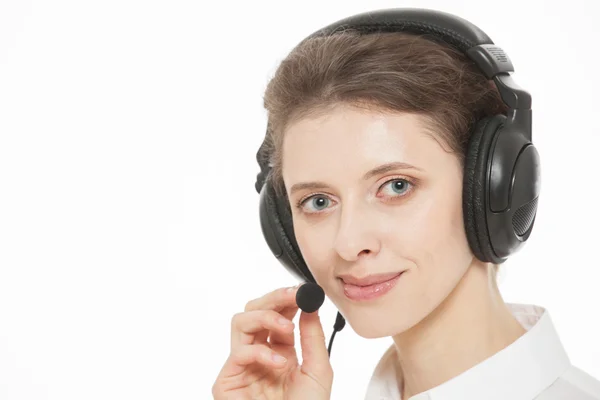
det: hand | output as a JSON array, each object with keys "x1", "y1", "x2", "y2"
[{"x1": 212, "y1": 285, "x2": 333, "y2": 400}]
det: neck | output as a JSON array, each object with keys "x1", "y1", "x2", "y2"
[{"x1": 391, "y1": 260, "x2": 526, "y2": 399}]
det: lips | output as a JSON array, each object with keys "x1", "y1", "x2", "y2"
[
  {"x1": 339, "y1": 272, "x2": 403, "y2": 286},
  {"x1": 339, "y1": 271, "x2": 405, "y2": 301}
]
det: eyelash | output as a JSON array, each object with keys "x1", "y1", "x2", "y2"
[{"x1": 294, "y1": 176, "x2": 417, "y2": 215}]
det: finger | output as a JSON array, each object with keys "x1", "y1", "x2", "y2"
[
  {"x1": 243, "y1": 286, "x2": 300, "y2": 345},
  {"x1": 244, "y1": 285, "x2": 300, "y2": 313},
  {"x1": 244, "y1": 286, "x2": 299, "y2": 342},
  {"x1": 221, "y1": 343, "x2": 288, "y2": 378},
  {"x1": 230, "y1": 310, "x2": 295, "y2": 349},
  {"x1": 299, "y1": 309, "x2": 333, "y2": 390},
  {"x1": 269, "y1": 306, "x2": 300, "y2": 347}
]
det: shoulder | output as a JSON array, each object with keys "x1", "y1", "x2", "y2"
[{"x1": 539, "y1": 365, "x2": 600, "y2": 399}]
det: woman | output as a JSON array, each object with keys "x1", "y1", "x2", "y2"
[{"x1": 212, "y1": 8, "x2": 600, "y2": 400}]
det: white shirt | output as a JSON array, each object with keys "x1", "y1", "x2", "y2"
[{"x1": 364, "y1": 303, "x2": 600, "y2": 400}]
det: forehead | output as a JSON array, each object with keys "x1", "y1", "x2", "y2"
[{"x1": 282, "y1": 105, "x2": 448, "y2": 183}]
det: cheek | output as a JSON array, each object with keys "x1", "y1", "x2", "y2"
[
  {"x1": 428, "y1": 209, "x2": 471, "y2": 294},
  {"x1": 380, "y1": 184, "x2": 471, "y2": 329},
  {"x1": 396, "y1": 182, "x2": 471, "y2": 274},
  {"x1": 293, "y1": 220, "x2": 336, "y2": 281}
]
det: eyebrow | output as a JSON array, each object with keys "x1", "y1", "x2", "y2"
[{"x1": 289, "y1": 161, "x2": 422, "y2": 196}]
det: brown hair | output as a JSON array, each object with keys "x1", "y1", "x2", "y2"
[
  {"x1": 260, "y1": 30, "x2": 507, "y2": 275},
  {"x1": 261, "y1": 30, "x2": 508, "y2": 197}
]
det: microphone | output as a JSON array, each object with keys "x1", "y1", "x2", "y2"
[
  {"x1": 295, "y1": 282, "x2": 325, "y2": 313},
  {"x1": 295, "y1": 282, "x2": 346, "y2": 357}
]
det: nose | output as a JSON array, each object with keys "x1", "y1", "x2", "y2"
[{"x1": 333, "y1": 199, "x2": 381, "y2": 262}]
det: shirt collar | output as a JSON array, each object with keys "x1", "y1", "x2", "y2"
[{"x1": 365, "y1": 303, "x2": 572, "y2": 400}]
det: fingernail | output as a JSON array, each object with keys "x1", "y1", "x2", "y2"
[
  {"x1": 278, "y1": 317, "x2": 292, "y2": 325},
  {"x1": 272, "y1": 353, "x2": 287, "y2": 364},
  {"x1": 286, "y1": 284, "x2": 299, "y2": 293}
]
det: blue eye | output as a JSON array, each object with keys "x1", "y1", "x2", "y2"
[
  {"x1": 304, "y1": 196, "x2": 330, "y2": 211},
  {"x1": 296, "y1": 178, "x2": 414, "y2": 215},
  {"x1": 295, "y1": 194, "x2": 335, "y2": 215},
  {"x1": 381, "y1": 179, "x2": 411, "y2": 196}
]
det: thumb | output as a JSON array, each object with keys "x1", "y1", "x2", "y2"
[{"x1": 298, "y1": 309, "x2": 333, "y2": 389}]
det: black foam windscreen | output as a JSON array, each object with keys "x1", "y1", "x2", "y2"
[{"x1": 295, "y1": 282, "x2": 325, "y2": 313}]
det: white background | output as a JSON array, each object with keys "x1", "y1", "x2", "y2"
[{"x1": 0, "y1": 0, "x2": 598, "y2": 399}]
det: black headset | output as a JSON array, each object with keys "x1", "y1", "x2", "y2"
[{"x1": 254, "y1": 8, "x2": 541, "y2": 286}]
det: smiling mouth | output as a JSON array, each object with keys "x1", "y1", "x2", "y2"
[{"x1": 340, "y1": 271, "x2": 405, "y2": 301}]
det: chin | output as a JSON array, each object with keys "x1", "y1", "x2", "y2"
[
  {"x1": 340, "y1": 305, "x2": 423, "y2": 339},
  {"x1": 350, "y1": 317, "x2": 417, "y2": 339},
  {"x1": 353, "y1": 324, "x2": 396, "y2": 339}
]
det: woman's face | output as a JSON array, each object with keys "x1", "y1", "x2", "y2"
[{"x1": 281, "y1": 104, "x2": 475, "y2": 338}]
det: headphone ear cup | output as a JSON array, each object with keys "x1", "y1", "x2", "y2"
[
  {"x1": 259, "y1": 178, "x2": 315, "y2": 283},
  {"x1": 463, "y1": 115, "x2": 506, "y2": 263}
]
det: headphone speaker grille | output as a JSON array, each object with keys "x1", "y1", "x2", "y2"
[{"x1": 512, "y1": 197, "x2": 538, "y2": 236}]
